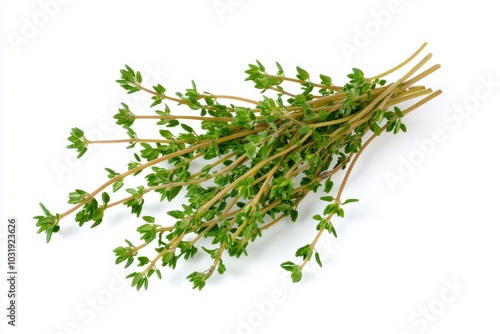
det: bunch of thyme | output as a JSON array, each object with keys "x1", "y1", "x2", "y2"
[{"x1": 35, "y1": 43, "x2": 441, "y2": 290}]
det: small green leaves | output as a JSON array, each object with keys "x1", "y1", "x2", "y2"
[
  {"x1": 323, "y1": 202, "x2": 344, "y2": 218},
  {"x1": 320, "y1": 74, "x2": 332, "y2": 86},
  {"x1": 298, "y1": 123, "x2": 310, "y2": 134},
  {"x1": 315, "y1": 218, "x2": 337, "y2": 237},
  {"x1": 137, "y1": 256, "x2": 150, "y2": 267},
  {"x1": 280, "y1": 261, "x2": 302, "y2": 283},
  {"x1": 116, "y1": 65, "x2": 141, "y2": 94},
  {"x1": 149, "y1": 84, "x2": 167, "y2": 108},
  {"x1": 126, "y1": 272, "x2": 150, "y2": 291},
  {"x1": 153, "y1": 84, "x2": 166, "y2": 95},
  {"x1": 114, "y1": 103, "x2": 135, "y2": 128},
  {"x1": 384, "y1": 106, "x2": 408, "y2": 134},
  {"x1": 124, "y1": 186, "x2": 145, "y2": 217},
  {"x1": 245, "y1": 60, "x2": 284, "y2": 92},
  {"x1": 105, "y1": 166, "x2": 124, "y2": 192},
  {"x1": 74, "y1": 196, "x2": 105, "y2": 228},
  {"x1": 296, "y1": 66, "x2": 310, "y2": 81},
  {"x1": 68, "y1": 189, "x2": 88, "y2": 204},
  {"x1": 66, "y1": 127, "x2": 88, "y2": 158},
  {"x1": 114, "y1": 240, "x2": 136, "y2": 268},
  {"x1": 34, "y1": 203, "x2": 60, "y2": 243},
  {"x1": 347, "y1": 67, "x2": 365, "y2": 84},
  {"x1": 269, "y1": 176, "x2": 294, "y2": 201},
  {"x1": 236, "y1": 176, "x2": 256, "y2": 199},
  {"x1": 186, "y1": 271, "x2": 208, "y2": 290},
  {"x1": 295, "y1": 244, "x2": 313, "y2": 261},
  {"x1": 231, "y1": 107, "x2": 256, "y2": 129},
  {"x1": 136, "y1": 216, "x2": 157, "y2": 243}
]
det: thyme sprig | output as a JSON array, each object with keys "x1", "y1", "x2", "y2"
[{"x1": 35, "y1": 43, "x2": 441, "y2": 290}]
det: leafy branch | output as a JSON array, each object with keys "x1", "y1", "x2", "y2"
[{"x1": 35, "y1": 42, "x2": 441, "y2": 290}]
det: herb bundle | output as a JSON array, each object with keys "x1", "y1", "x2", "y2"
[{"x1": 35, "y1": 43, "x2": 441, "y2": 290}]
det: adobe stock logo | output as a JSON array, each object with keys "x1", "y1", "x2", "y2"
[
  {"x1": 384, "y1": 74, "x2": 500, "y2": 190},
  {"x1": 222, "y1": 234, "x2": 342, "y2": 334},
  {"x1": 7, "y1": 0, "x2": 71, "y2": 54},
  {"x1": 339, "y1": 0, "x2": 403, "y2": 63},
  {"x1": 213, "y1": 0, "x2": 244, "y2": 21},
  {"x1": 46, "y1": 268, "x2": 128, "y2": 334},
  {"x1": 398, "y1": 278, "x2": 466, "y2": 334}
]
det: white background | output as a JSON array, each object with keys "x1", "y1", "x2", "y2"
[{"x1": 1, "y1": 1, "x2": 499, "y2": 333}]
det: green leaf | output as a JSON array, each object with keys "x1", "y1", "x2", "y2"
[
  {"x1": 66, "y1": 127, "x2": 88, "y2": 158},
  {"x1": 102, "y1": 192, "x2": 110, "y2": 204},
  {"x1": 352, "y1": 67, "x2": 364, "y2": 77},
  {"x1": 181, "y1": 123, "x2": 194, "y2": 133},
  {"x1": 153, "y1": 84, "x2": 166, "y2": 95},
  {"x1": 245, "y1": 134, "x2": 261, "y2": 144},
  {"x1": 280, "y1": 261, "x2": 295, "y2": 271},
  {"x1": 217, "y1": 260, "x2": 226, "y2": 275},
  {"x1": 318, "y1": 109, "x2": 329, "y2": 121},
  {"x1": 295, "y1": 244, "x2": 313, "y2": 261},
  {"x1": 298, "y1": 124, "x2": 310, "y2": 134},
  {"x1": 167, "y1": 210, "x2": 184, "y2": 219},
  {"x1": 315, "y1": 252, "x2": 323, "y2": 267},
  {"x1": 394, "y1": 106, "x2": 404, "y2": 118},
  {"x1": 291, "y1": 266, "x2": 302, "y2": 283},
  {"x1": 167, "y1": 186, "x2": 182, "y2": 202},
  {"x1": 296, "y1": 66, "x2": 310, "y2": 81},
  {"x1": 370, "y1": 123, "x2": 382, "y2": 136},
  {"x1": 150, "y1": 96, "x2": 162, "y2": 107},
  {"x1": 319, "y1": 74, "x2": 332, "y2": 86},
  {"x1": 159, "y1": 129, "x2": 173, "y2": 139},
  {"x1": 256, "y1": 60, "x2": 265, "y2": 71},
  {"x1": 137, "y1": 256, "x2": 149, "y2": 266},
  {"x1": 342, "y1": 198, "x2": 359, "y2": 205},
  {"x1": 275, "y1": 61, "x2": 284, "y2": 75},
  {"x1": 113, "y1": 179, "x2": 124, "y2": 192},
  {"x1": 68, "y1": 189, "x2": 88, "y2": 204},
  {"x1": 39, "y1": 202, "x2": 51, "y2": 216},
  {"x1": 142, "y1": 216, "x2": 155, "y2": 223}
]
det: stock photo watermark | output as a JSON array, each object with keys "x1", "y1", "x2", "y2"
[
  {"x1": 222, "y1": 234, "x2": 341, "y2": 334},
  {"x1": 51, "y1": 65, "x2": 170, "y2": 183},
  {"x1": 397, "y1": 278, "x2": 466, "y2": 333},
  {"x1": 384, "y1": 74, "x2": 499, "y2": 190},
  {"x1": 46, "y1": 268, "x2": 128, "y2": 334},
  {"x1": 339, "y1": 0, "x2": 403, "y2": 63},
  {"x1": 213, "y1": 0, "x2": 243, "y2": 21},
  {"x1": 5, "y1": 217, "x2": 18, "y2": 327},
  {"x1": 7, "y1": 0, "x2": 72, "y2": 54}
]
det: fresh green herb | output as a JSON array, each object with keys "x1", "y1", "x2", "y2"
[{"x1": 35, "y1": 43, "x2": 441, "y2": 290}]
